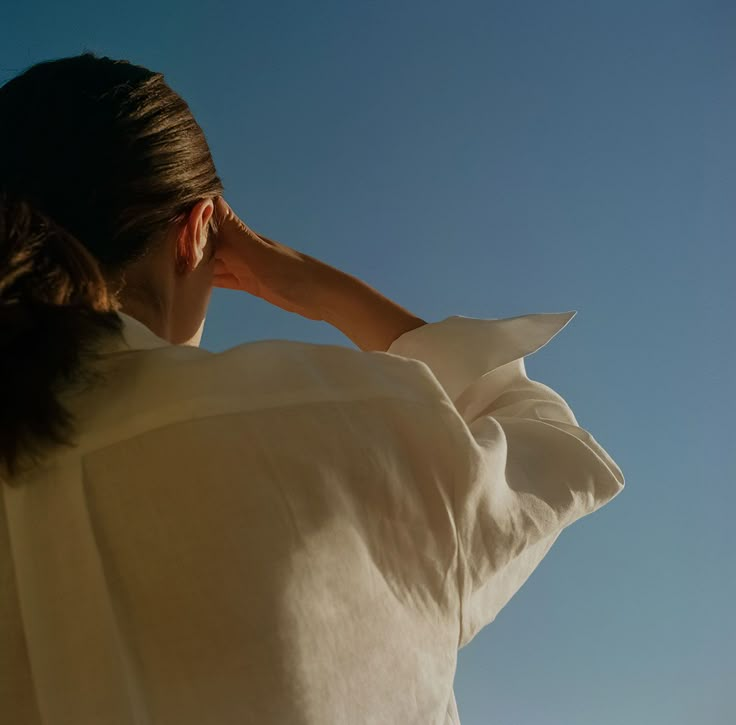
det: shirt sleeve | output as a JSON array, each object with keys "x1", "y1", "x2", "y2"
[{"x1": 385, "y1": 311, "x2": 625, "y2": 649}]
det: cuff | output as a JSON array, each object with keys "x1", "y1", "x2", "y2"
[{"x1": 386, "y1": 311, "x2": 577, "y2": 404}]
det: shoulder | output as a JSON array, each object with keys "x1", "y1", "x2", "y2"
[
  {"x1": 182, "y1": 338, "x2": 443, "y2": 409},
  {"x1": 63, "y1": 339, "x2": 442, "y2": 458}
]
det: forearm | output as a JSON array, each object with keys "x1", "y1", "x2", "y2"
[{"x1": 314, "y1": 264, "x2": 427, "y2": 352}]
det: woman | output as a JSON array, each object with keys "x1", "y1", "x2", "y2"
[{"x1": 0, "y1": 53, "x2": 624, "y2": 724}]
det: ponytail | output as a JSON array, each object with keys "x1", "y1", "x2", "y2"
[
  {"x1": 0, "y1": 51, "x2": 224, "y2": 484},
  {"x1": 0, "y1": 190, "x2": 124, "y2": 481}
]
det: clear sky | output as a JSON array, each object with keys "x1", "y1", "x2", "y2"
[{"x1": 3, "y1": 1, "x2": 734, "y2": 723}]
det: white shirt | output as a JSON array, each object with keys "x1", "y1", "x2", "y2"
[{"x1": 0, "y1": 309, "x2": 624, "y2": 725}]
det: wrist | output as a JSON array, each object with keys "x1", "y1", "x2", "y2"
[{"x1": 315, "y1": 264, "x2": 426, "y2": 351}]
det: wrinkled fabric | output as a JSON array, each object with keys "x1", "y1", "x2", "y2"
[{"x1": 0, "y1": 309, "x2": 624, "y2": 724}]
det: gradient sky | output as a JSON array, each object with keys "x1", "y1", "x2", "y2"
[{"x1": 3, "y1": 2, "x2": 734, "y2": 723}]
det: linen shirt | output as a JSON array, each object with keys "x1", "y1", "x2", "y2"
[{"x1": 1, "y1": 309, "x2": 624, "y2": 725}]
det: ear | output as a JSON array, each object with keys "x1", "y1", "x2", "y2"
[{"x1": 178, "y1": 198, "x2": 215, "y2": 271}]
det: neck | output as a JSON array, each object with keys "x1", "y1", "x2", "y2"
[{"x1": 116, "y1": 282, "x2": 172, "y2": 342}]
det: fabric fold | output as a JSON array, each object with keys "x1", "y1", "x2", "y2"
[
  {"x1": 386, "y1": 310, "x2": 624, "y2": 648},
  {"x1": 2, "y1": 461, "x2": 148, "y2": 724},
  {"x1": 386, "y1": 311, "x2": 577, "y2": 404}
]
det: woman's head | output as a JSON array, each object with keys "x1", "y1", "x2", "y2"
[{"x1": 0, "y1": 51, "x2": 224, "y2": 480}]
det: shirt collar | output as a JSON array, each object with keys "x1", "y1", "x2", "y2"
[{"x1": 99, "y1": 311, "x2": 174, "y2": 354}]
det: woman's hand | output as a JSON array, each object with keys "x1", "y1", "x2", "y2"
[
  {"x1": 211, "y1": 196, "x2": 426, "y2": 350},
  {"x1": 211, "y1": 196, "x2": 324, "y2": 320}
]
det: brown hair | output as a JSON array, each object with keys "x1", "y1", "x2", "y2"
[{"x1": 0, "y1": 52, "x2": 224, "y2": 481}]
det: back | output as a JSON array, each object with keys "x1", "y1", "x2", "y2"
[{"x1": 0, "y1": 311, "x2": 623, "y2": 724}]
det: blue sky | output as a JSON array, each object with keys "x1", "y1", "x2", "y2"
[{"x1": 3, "y1": 1, "x2": 734, "y2": 723}]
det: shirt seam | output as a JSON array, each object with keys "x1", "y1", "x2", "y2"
[{"x1": 30, "y1": 394, "x2": 448, "y2": 476}]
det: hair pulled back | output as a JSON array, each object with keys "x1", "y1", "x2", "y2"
[{"x1": 0, "y1": 52, "x2": 224, "y2": 480}]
